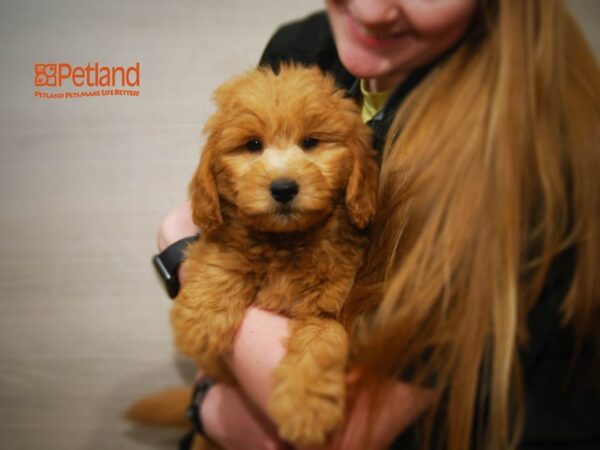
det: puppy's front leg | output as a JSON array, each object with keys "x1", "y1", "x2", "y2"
[
  {"x1": 170, "y1": 259, "x2": 255, "y2": 380},
  {"x1": 268, "y1": 317, "x2": 349, "y2": 445}
]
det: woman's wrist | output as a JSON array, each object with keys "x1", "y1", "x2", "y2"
[
  {"x1": 153, "y1": 235, "x2": 198, "y2": 298},
  {"x1": 188, "y1": 376, "x2": 215, "y2": 440},
  {"x1": 155, "y1": 200, "x2": 200, "y2": 296}
]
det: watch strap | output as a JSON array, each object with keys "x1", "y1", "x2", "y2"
[
  {"x1": 187, "y1": 377, "x2": 215, "y2": 439},
  {"x1": 152, "y1": 234, "x2": 199, "y2": 299}
]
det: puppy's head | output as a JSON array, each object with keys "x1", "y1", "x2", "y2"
[{"x1": 190, "y1": 64, "x2": 377, "y2": 233}]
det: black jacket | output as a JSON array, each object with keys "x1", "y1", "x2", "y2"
[{"x1": 259, "y1": 11, "x2": 600, "y2": 450}]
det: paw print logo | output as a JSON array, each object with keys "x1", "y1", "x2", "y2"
[{"x1": 34, "y1": 64, "x2": 58, "y2": 86}]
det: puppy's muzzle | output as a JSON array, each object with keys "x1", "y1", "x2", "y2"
[{"x1": 269, "y1": 178, "x2": 299, "y2": 204}]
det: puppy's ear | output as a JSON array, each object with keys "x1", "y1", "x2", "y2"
[
  {"x1": 346, "y1": 130, "x2": 379, "y2": 229},
  {"x1": 188, "y1": 143, "x2": 222, "y2": 231}
]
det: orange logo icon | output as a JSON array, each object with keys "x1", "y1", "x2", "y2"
[{"x1": 35, "y1": 64, "x2": 58, "y2": 86}]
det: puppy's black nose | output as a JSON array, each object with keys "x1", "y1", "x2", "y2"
[{"x1": 269, "y1": 178, "x2": 299, "y2": 204}]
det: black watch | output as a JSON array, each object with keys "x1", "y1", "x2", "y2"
[
  {"x1": 187, "y1": 377, "x2": 215, "y2": 439},
  {"x1": 152, "y1": 234, "x2": 198, "y2": 299}
]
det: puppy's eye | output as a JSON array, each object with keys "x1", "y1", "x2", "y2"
[
  {"x1": 301, "y1": 137, "x2": 319, "y2": 150},
  {"x1": 245, "y1": 139, "x2": 263, "y2": 152}
]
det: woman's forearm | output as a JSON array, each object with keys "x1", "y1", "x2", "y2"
[
  {"x1": 226, "y1": 307, "x2": 435, "y2": 450},
  {"x1": 226, "y1": 306, "x2": 291, "y2": 412},
  {"x1": 157, "y1": 200, "x2": 199, "y2": 251}
]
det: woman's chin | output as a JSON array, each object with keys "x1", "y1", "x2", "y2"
[
  {"x1": 338, "y1": 48, "x2": 408, "y2": 89},
  {"x1": 339, "y1": 50, "x2": 387, "y2": 78}
]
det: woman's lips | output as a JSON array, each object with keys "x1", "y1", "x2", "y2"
[{"x1": 346, "y1": 12, "x2": 407, "y2": 48}]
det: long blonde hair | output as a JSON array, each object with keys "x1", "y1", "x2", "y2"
[{"x1": 343, "y1": 1, "x2": 600, "y2": 449}]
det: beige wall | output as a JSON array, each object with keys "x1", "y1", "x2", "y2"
[{"x1": 0, "y1": 1, "x2": 597, "y2": 449}]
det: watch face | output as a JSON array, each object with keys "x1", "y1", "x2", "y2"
[{"x1": 152, "y1": 254, "x2": 179, "y2": 299}]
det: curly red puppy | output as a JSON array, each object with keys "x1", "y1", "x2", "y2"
[{"x1": 171, "y1": 64, "x2": 378, "y2": 447}]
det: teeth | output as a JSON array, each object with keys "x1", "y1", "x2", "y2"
[{"x1": 357, "y1": 22, "x2": 398, "y2": 39}]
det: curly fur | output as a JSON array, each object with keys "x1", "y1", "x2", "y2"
[{"x1": 170, "y1": 64, "x2": 378, "y2": 448}]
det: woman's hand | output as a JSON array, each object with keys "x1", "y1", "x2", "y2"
[
  {"x1": 299, "y1": 374, "x2": 435, "y2": 450},
  {"x1": 202, "y1": 382, "x2": 291, "y2": 450}
]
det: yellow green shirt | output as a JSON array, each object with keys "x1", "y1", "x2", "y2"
[{"x1": 360, "y1": 79, "x2": 391, "y2": 123}]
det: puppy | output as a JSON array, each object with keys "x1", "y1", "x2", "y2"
[{"x1": 171, "y1": 64, "x2": 378, "y2": 447}]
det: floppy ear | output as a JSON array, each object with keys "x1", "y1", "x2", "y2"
[
  {"x1": 188, "y1": 143, "x2": 222, "y2": 231},
  {"x1": 345, "y1": 131, "x2": 379, "y2": 229}
]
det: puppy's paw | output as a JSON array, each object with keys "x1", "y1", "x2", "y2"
[{"x1": 268, "y1": 366, "x2": 345, "y2": 445}]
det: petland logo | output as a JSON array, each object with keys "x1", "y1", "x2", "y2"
[{"x1": 34, "y1": 62, "x2": 140, "y2": 99}]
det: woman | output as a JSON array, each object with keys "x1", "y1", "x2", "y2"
[{"x1": 156, "y1": 1, "x2": 600, "y2": 449}]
